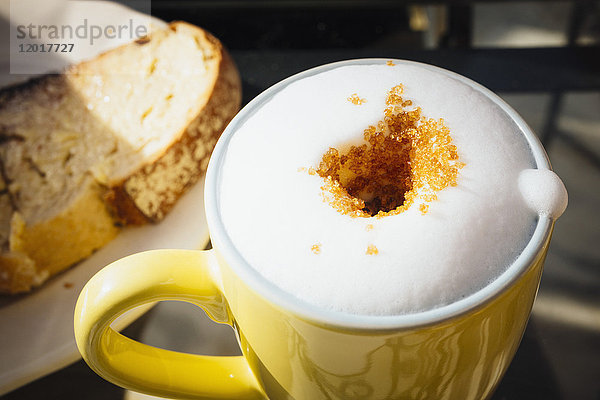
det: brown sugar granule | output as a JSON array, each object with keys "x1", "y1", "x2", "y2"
[
  {"x1": 315, "y1": 83, "x2": 463, "y2": 218},
  {"x1": 386, "y1": 60, "x2": 396, "y2": 66},
  {"x1": 347, "y1": 93, "x2": 367, "y2": 105},
  {"x1": 63, "y1": 282, "x2": 73, "y2": 289},
  {"x1": 419, "y1": 203, "x2": 429, "y2": 215},
  {"x1": 311, "y1": 243, "x2": 321, "y2": 254},
  {"x1": 366, "y1": 244, "x2": 379, "y2": 255}
]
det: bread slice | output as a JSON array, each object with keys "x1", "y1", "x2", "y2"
[{"x1": 0, "y1": 22, "x2": 241, "y2": 294}]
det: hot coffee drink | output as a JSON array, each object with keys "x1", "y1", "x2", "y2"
[{"x1": 218, "y1": 60, "x2": 567, "y2": 315}]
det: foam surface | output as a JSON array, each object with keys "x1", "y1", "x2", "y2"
[
  {"x1": 218, "y1": 61, "x2": 566, "y2": 315},
  {"x1": 519, "y1": 169, "x2": 568, "y2": 219}
]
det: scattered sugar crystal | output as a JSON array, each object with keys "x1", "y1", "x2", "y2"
[
  {"x1": 347, "y1": 93, "x2": 367, "y2": 105},
  {"x1": 366, "y1": 244, "x2": 379, "y2": 255},
  {"x1": 311, "y1": 243, "x2": 321, "y2": 255}
]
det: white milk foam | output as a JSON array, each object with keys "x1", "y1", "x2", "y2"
[{"x1": 218, "y1": 62, "x2": 567, "y2": 315}]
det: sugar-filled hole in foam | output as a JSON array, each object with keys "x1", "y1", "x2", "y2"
[
  {"x1": 317, "y1": 134, "x2": 414, "y2": 216},
  {"x1": 316, "y1": 85, "x2": 464, "y2": 218}
]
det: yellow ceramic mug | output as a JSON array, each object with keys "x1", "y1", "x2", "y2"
[{"x1": 74, "y1": 60, "x2": 556, "y2": 400}]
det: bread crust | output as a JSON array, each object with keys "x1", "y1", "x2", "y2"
[{"x1": 105, "y1": 23, "x2": 242, "y2": 223}]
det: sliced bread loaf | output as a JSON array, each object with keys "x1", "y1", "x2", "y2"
[{"x1": 0, "y1": 21, "x2": 241, "y2": 294}]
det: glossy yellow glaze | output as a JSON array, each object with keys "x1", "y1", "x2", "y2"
[
  {"x1": 74, "y1": 249, "x2": 265, "y2": 400},
  {"x1": 74, "y1": 228, "x2": 552, "y2": 400}
]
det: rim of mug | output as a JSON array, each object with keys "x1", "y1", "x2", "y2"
[{"x1": 205, "y1": 58, "x2": 553, "y2": 331}]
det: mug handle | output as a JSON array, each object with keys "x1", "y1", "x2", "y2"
[{"x1": 74, "y1": 249, "x2": 266, "y2": 400}]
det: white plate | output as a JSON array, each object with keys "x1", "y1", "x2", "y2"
[{"x1": 0, "y1": 1, "x2": 210, "y2": 395}]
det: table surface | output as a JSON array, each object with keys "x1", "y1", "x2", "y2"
[{"x1": 2, "y1": 1, "x2": 599, "y2": 399}]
